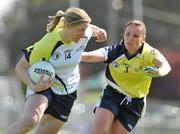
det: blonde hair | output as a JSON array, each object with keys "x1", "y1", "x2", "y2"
[{"x1": 47, "y1": 7, "x2": 91, "y2": 33}]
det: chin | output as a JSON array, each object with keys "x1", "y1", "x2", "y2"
[
  {"x1": 75, "y1": 39, "x2": 81, "y2": 43},
  {"x1": 125, "y1": 45, "x2": 130, "y2": 50},
  {"x1": 74, "y1": 40, "x2": 79, "y2": 43}
]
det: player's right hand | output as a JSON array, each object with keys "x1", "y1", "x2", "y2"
[{"x1": 143, "y1": 66, "x2": 160, "y2": 77}]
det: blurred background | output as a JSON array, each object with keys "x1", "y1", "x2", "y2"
[{"x1": 0, "y1": 0, "x2": 180, "y2": 134}]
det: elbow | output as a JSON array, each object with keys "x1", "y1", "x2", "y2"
[
  {"x1": 15, "y1": 61, "x2": 25, "y2": 75},
  {"x1": 161, "y1": 65, "x2": 171, "y2": 77},
  {"x1": 80, "y1": 57, "x2": 86, "y2": 62},
  {"x1": 168, "y1": 65, "x2": 172, "y2": 74},
  {"x1": 166, "y1": 62, "x2": 172, "y2": 74},
  {"x1": 15, "y1": 62, "x2": 20, "y2": 75}
]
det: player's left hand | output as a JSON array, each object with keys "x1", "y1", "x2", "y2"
[
  {"x1": 95, "y1": 29, "x2": 107, "y2": 42},
  {"x1": 143, "y1": 66, "x2": 160, "y2": 77}
]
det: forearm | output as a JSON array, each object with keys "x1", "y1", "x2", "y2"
[
  {"x1": 157, "y1": 62, "x2": 171, "y2": 76},
  {"x1": 15, "y1": 63, "x2": 34, "y2": 88},
  {"x1": 15, "y1": 61, "x2": 52, "y2": 92},
  {"x1": 153, "y1": 56, "x2": 171, "y2": 77},
  {"x1": 81, "y1": 50, "x2": 105, "y2": 62}
]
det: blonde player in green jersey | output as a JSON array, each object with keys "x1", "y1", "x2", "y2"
[
  {"x1": 5, "y1": 7, "x2": 107, "y2": 134},
  {"x1": 81, "y1": 20, "x2": 171, "y2": 134}
]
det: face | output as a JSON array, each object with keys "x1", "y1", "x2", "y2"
[
  {"x1": 67, "y1": 22, "x2": 89, "y2": 43},
  {"x1": 123, "y1": 24, "x2": 145, "y2": 55}
]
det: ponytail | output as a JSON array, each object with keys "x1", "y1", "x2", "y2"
[
  {"x1": 47, "y1": 7, "x2": 91, "y2": 32},
  {"x1": 46, "y1": 10, "x2": 64, "y2": 33}
]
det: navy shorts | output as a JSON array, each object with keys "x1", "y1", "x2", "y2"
[
  {"x1": 95, "y1": 85, "x2": 145, "y2": 132},
  {"x1": 36, "y1": 88, "x2": 77, "y2": 122}
]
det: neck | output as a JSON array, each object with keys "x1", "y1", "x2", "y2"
[
  {"x1": 127, "y1": 43, "x2": 143, "y2": 56},
  {"x1": 59, "y1": 28, "x2": 71, "y2": 43},
  {"x1": 127, "y1": 50, "x2": 137, "y2": 56}
]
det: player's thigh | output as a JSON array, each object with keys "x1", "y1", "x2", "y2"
[
  {"x1": 23, "y1": 94, "x2": 48, "y2": 119},
  {"x1": 35, "y1": 114, "x2": 64, "y2": 134},
  {"x1": 110, "y1": 120, "x2": 128, "y2": 134},
  {"x1": 91, "y1": 107, "x2": 114, "y2": 133}
]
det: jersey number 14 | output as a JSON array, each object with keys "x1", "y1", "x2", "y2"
[{"x1": 65, "y1": 52, "x2": 71, "y2": 60}]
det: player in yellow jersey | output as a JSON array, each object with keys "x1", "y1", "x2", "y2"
[
  {"x1": 5, "y1": 7, "x2": 107, "y2": 134},
  {"x1": 81, "y1": 20, "x2": 171, "y2": 134}
]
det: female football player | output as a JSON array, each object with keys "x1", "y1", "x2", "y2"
[
  {"x1": 81, "y1": 20, "x2": 171, "y2": 134},
  {"x1": 5, "y1": 7, "x2": 107, "y2": 134}
]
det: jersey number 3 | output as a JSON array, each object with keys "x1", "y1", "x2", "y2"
[{"x1": 124, "y1": 66, "x2": 129, "y2": 73}]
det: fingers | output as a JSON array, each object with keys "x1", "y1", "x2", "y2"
[
  {"x1": 47, "y1": 75, "x2": 55, "y2": 85},
  {"x1": 34, "y1": 74, "x2": 54, "y2": 91},
  {"x1": 95, "y1": 29, "x2": 107, "y2": 42},
  {"x1": 143, "y1": 66, "x2": 159, "y2": 77},
  {"x1": 38, "y1": 74, "x2": 53, "y2": 83},
  {"x1": 144, "y1": 66, "x2": 158, "y2": 72}
]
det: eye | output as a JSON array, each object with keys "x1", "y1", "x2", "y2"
[{"x1": 125, "y1": 32, "x2": 130, "y2": 37}]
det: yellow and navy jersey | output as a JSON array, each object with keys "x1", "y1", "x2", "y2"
[
  {"x1": 101, "y1": 40, "x2": 162, "y2": 98},
  {"x1": 23, "y1": 26, "x2": 92, "y2": 95}
]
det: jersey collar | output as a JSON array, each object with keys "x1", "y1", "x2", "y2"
[{"x1": 120, "y1": 40, "x2": 144, "y2": 60}]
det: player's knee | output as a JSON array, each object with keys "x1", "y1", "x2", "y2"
[{"x1": 21, "y1": 114, "x2": 40, "y2": 129}]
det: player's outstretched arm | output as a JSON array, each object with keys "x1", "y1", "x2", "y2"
[
  {"x1": 152, "y1": 54, "x2": 171, "y2": 77},
  {"x1": 144, "y1": 53, "x2": 171, "y2": 77},
  {"x1": 81, "y1": 49, "x2": 105, "y2": 62}
]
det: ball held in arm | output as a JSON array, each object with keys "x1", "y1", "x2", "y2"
[{"x1": 28, "y1": 61, "x2": 55, "y2": 83}]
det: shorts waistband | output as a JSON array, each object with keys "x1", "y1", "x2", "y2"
[
  {"x1": 107, "y1": 85, "x2": 144, "y2": 101},
  {"x1": 106, "y1": 78, "x2": 132, "y2": 97}
]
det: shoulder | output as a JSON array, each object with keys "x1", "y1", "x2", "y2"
[
  {"x1": 34, "y1": 30, "x2": 63, "y2": 59},
  {"x1": 105, "y1": 40, "x2": 125, "y2": 63},
  {"x1": 142, "y1": 42, "x2": 162, "y2": 64},
  {"x1": 143, "y1": 42, "x2": 154, "y2": 51},
  {"x1": 143, "y1": 42, "x2": 160, "y2": 56},
  {"x1": 107, "y1": 40, "x2": 125, "y2": 54}
]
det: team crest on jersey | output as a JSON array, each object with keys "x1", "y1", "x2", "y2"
[
  {"x1": 112, "y1": 61, "x2": 119, "y2": 68},
  {"x1": 52, "y1": 52, "x2": 61, "y2": 60}
]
